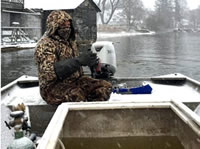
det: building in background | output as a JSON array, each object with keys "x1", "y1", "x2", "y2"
[
  {"x1": 1, "y1": 0, "x2": 101, "y2": 52},
  {"x1": 1, "y1": 0, "x2": 42, "y2": 45}
]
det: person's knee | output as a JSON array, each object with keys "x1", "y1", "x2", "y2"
[{"x1": 69, "y1": 88, "x2": 86, "y2": 102}]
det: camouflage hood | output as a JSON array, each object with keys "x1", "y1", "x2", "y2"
[{"x1": 46, "y1": 10, "x2": 75, "y2": 40}]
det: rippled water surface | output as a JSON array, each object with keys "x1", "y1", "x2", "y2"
[
  {"x1": 102, "y1": 32, "x2": 200, "y2": 80},
  {"x1": 1, "y1": 32, "x2": 200, "y2": 87}
]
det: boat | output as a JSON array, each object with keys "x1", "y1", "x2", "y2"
[{"x1": 1, "y1": 73, "x2": 200, "y2": 149}]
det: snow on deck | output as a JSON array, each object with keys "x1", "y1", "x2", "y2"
[{"x1": 109, "y1": 82, "x2": 200, "y2": 103}]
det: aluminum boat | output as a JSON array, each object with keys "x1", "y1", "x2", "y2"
[{"x1": 1, "y1": 73, "x2": 200, "y2": 149}]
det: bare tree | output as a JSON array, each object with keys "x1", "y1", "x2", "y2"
[
  {"x1": 96, "y1": 0, "x2": 120, "y2": 24},
  {"x1": 189, "y1": 6, "x2": 200, "y2": 29},
  {"x1": 122, "y1": 0, "x2": 145, "y2": 30},
  {"x1": 154, "y1": 0, "x2": 174, "y2": 30},
  {"x1": 173, "y1": 0, "x2": 187, "y2": 28},
  {"x1": 145, "y1": 10, "x2": 159, "y2": 31}
]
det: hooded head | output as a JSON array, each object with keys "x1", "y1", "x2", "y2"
[{"x1": 46, "y1": 10, "x2": 75, "y2": 41}]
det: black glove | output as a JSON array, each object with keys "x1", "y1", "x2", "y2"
[
  {"x1": 54, "y1": 51, "x2": 97, "y2": 80},
  {"x1": 76, "y1": 51, "x2": 97, "y2": 67},
  {"x1": 54, "y1": 58, "x2": 80, "y2": 80}
]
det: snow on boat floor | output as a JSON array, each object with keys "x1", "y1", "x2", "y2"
[{"x1": 110, "y1": 78, "x2": 200, "y2": 103}]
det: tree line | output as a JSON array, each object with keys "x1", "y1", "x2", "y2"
[{"x1": 95, "y1": 0, "x2": 200, "y2": 31}]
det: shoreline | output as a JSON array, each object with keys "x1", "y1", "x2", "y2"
[
  {"x1": 97, "y1": 31, "x2": 156, "y2": 38},
  {"x1": 1, "y1": 31, "x2": 155, "y2": 52}
]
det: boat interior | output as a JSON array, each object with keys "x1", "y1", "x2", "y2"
[
  {"x1": 1, "y1": 73, "x2": 200, "y2": 149},
  {"x1": 38, "y1": 101, "x2": 200, "y2": 149}
]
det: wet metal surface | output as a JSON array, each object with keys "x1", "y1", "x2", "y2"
[{"x1": 62, "y1": 136, "x2": 184, "y2": 149}]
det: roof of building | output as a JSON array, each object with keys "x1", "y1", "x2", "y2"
[{"x1": 24, "y1": 0, "x2": 99, "y2": 11}]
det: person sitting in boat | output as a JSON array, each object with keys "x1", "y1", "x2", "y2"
[{"x1": 34, "y1": 10, "x2": 112, "y2": 105}]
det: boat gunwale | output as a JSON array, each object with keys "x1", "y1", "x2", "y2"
[
  {"x1": 1, "y1": 75, "x2": 38, "y2": 92},
  {"x1": 0, "y1": 73, "x2": 190, "y2": 90},
  {"x1": 0, "y1": 73, "x2": 192, "y2": 94},
  {"x1": 2, "y1": 73, "x2": 198, "y2": 91},
  {"x1": 36, "y1": 100, "x2": 200, "y2": 149},
  {"x1": 172, "y1": 99, "x2": 200, "y2": 127}
]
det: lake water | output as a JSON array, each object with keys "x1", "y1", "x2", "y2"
[
  {"x1": 1, "y1": 32, "x2": 200, "y2": 87},
  {"x1": 102, "y1": 32, "x2": 200, "y2": 80}
]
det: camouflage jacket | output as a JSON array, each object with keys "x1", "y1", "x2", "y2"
[{"x1": 34, "y1": 11, "x2": 83, "y2": 92}]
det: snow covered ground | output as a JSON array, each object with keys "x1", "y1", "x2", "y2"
[{"x1": 97, "y1": 31, "x2": 156, "y2": 38}]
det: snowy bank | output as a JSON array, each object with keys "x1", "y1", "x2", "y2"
[{"x1": 97, "y1": 31, "x2": 155, "y2": 38}]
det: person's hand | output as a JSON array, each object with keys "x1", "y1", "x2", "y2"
[{"x1": 77, "y1": 51, "x2": 97, "y2": 66}]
